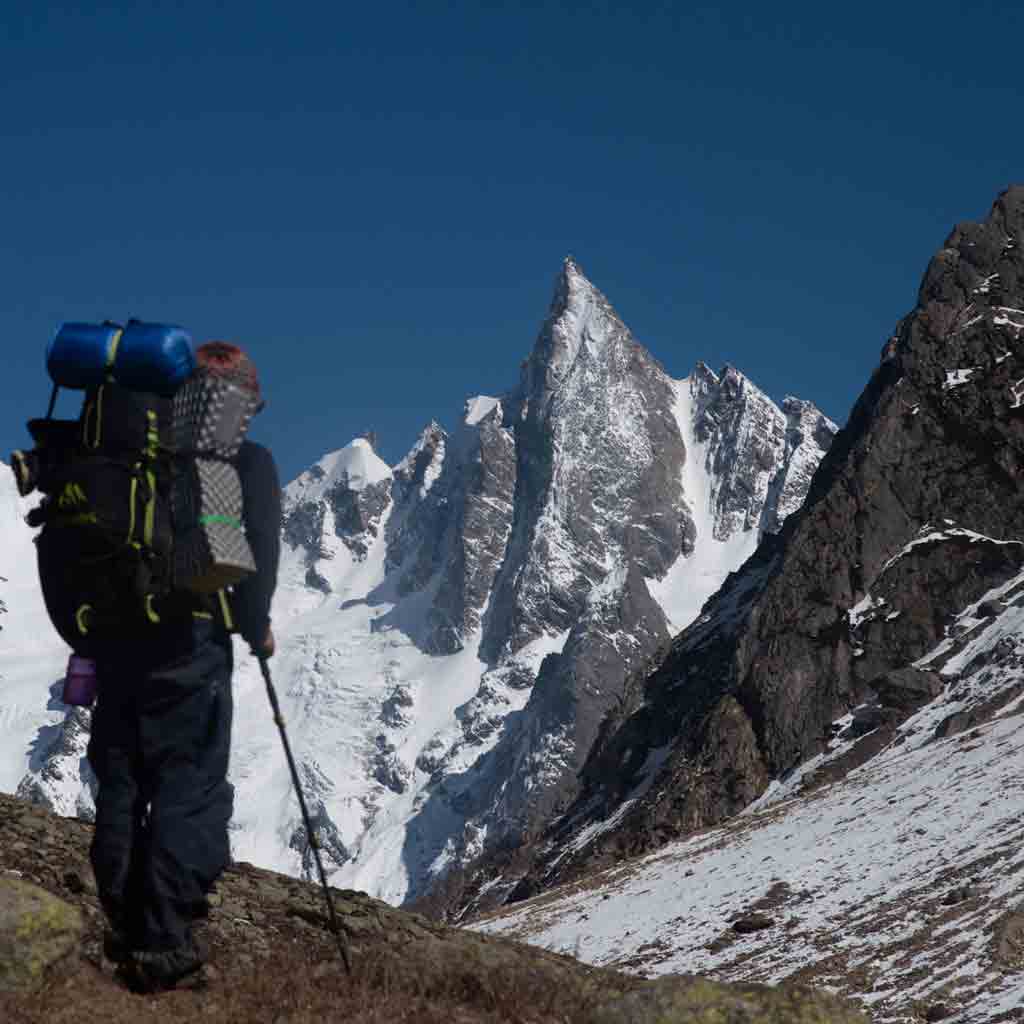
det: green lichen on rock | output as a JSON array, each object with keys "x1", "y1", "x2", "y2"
[
  {"x1": 590, "y1": 974, "x2": 868, "y2": 1024},
  {"x1": 0, "y1": 877, "x2": 83, "y2": 993}
]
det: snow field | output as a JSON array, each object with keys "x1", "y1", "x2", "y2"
[{"x1": 475, "y1": 590, "x2": 1024, "y2": 1022}]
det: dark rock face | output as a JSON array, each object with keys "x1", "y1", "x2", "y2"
[
  {"x1": 389, "y1": 422, "x2": 446, "y2": 518},
  {"x1": 386, "y1": 404, "x2": 517, "y2": 654},
  {"x1": 372, "y1": 733, "x2": 412, "y2": 794},
  {"x1": 844, "y1": 704, "x2": 898, "y2": 738},
  {"x1": 288, "y1": 804, "x2": 350, "y2": 877},
  {"x1": 846, "y1": 525, "x2": 1024, "y2": 685},
  {"x1": 528, "y1": 187, "x2": 1024, "y2": 887},
  {"x1": 430, "y1": 404, "x2": 516, "y2": 653},
  {"x1": 330, "y1": 478, "x2": 392, "y2": 558},
  {"x1": 392, "y1": 422, "x2": 445, "y2": 505},
  {"x1": 385, "y1": 421, "x2": 447, "y2": 592},
  {"x1": 305, "y1": 566, "x2": 331, "y2": 593},
  {"x1": 380, "y1": 685, "x2": 414, "y2": 728},
  {"x1": 871, "y1": 668, "x2": 944, "y2": 710},
  {"x1": 281, "y1": 758, "x2": 352, "y2": 881},
  {"x1": 282, "y1": 498, "x2": 328, "y2": 560}
]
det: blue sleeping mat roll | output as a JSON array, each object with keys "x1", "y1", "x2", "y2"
[{"x1": 47, "y1": 321, "x2": 195, "y2": 396}]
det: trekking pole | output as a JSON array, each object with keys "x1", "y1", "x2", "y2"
[{"x1": 258, "y1": 656, "x2": 353, "y2": 975}]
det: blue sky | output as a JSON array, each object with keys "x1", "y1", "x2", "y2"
[{"x1": 3, "y1": 1, "x2": 1022, "y2": 483}]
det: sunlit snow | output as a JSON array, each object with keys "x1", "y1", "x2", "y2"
[{"x1": 475, "y1": 585, "x2": 1024, "y2": 1022}]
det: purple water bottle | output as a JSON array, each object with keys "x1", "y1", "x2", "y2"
[{"x1": 62, "y1": 655, "x2": 98, "y2": 708}]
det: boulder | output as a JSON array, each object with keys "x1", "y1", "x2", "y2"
[
  {"x1": 847, "y1": 704, "x2": 898, "y2": 737},
  {"x1": 0, "y1": 876, "x2": 83, "y2": 993},
  {"x1": 977, "y1": 599, "x2": 1007, "y2": 618},
  {"x1": 872, "y1": 668, "x2": 945, "y2": 710}
]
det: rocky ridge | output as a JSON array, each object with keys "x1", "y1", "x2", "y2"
[{"x1": 0, "y1": 791, "x2": 865, "y2": 1023}]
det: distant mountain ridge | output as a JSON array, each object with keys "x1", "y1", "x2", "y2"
[{"x1": 0, "y1": 258, "x2": 835, "y2": 906}]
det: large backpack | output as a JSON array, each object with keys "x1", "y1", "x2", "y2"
[
  {"x1": 32, "y1": 384, "x2": 179, "y2": 654},
  {"x1": 14, "y1": 321, "x2": 258, "y2": 656}
]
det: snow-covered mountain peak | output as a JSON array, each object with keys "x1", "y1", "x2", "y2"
[
  {"x1": 485, "y1": 262, "x2": 682, "y2": 663},
  {"x1": 463, "y1": 395, "x2": 502, "y2": 428},
  {"x1": 559, "y1": 255, "x2": 591, "y2": 303},
  {"x1": 523, "y1": 258, "x2": 643, "y2": 418},
  {"x1": 282, "y1": 437, "x2": 394, "y2": 581},
  {"x1": 286, "y1": 438, "x2": 392, "y2": 504}
]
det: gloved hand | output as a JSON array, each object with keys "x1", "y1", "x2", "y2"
[{"x1": 252, "y1": 625, "x2": 275, "y2": 659}]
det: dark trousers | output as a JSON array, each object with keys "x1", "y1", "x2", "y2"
[{"x1": 87, "y1": 617, "x2": 234, "y2": 952}]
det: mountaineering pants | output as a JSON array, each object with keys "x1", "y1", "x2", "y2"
[{"x1": 87, "y1": 617, "x2": 234, "y2": 953}]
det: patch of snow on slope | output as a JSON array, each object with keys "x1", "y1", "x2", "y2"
[
  {"x1": 880, "y1": 524, "x2": 1024, "y2": 577},
  {"x1": 475, "y1": 596, "x2": 1024, "y2": 1022},
  {"x1": 647, "y1": 377, "x2": 759, "y2": 632},
  {"x1": 944, "y1": 368, "x2": 977, "y2": 390},
  {"x1": 464, "y1": 396, "x2": 501, "y2": 426}
]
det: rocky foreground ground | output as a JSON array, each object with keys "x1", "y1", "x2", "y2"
[{"x1": 0, "y1": 792, "x2": 865, "y2": 1022}]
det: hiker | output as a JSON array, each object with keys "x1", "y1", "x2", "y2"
[{"x1": 85, "y1": 341, "x2": 282, "y2": 991}]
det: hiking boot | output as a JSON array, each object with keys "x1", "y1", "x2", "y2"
[
  {"x1": 128, "y1": 938, "x2": 204, "y2": 993},
  {"x1": 102, "y1": 926, "x2": 132, "y2": 964}
]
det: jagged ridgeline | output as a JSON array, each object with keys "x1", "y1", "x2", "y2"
[
  {"x1": 2, "y1": 256, "x2": 834, "y2": 906},
  {"x1": 506, "y1": 186, "x2": 1024, "y2": 898}
]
